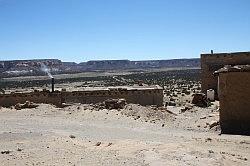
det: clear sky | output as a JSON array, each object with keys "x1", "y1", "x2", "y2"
[{"x1": 0, "y1": 0, "x2": 250, "y2": 62}]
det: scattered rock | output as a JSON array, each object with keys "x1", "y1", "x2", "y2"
[
  {"x1": 107, "y1": 143, "x2": 112, "y2": 146},
  {"x1": 164, "y1": 109, "x2": 177, "y2": 116},
  {"x1": 205, "y1": 138, "x2": 212, "y2": 142},
  {"x1": 209, "y1": 121, "x2": 219, "y2": 129},
  {"x1": 168, "y1": 102, "x2": 176, "y2": 106},
  {"x1": 14, "y1": 103, "x2": 22, "y2": 110},
  {"x1": 239, "y1": 141, "x2": 250, "y2": 144},
  {"x1": 200, "y1": 116, "x2": 206, "y2": 119},
  {"x1": 1, "y1": 150, "x2": 11, "y2": 154},
  {"x1": 61, "y1": 103, "x2": 72, "y2": 108},
  {"x1": 208, "y1": 150, "x2": 214, "y2": 153},
  {"x1": 95, "y1": 142, "x2": 101, "y2": 146},
  {"x1": 17, "y1": 148, "x2": 22, "y2": 152},
  {"x1": 69, "y1": 135, "x2": 76, "y2": 139},
  {"x1": 134, "y1": 116, "x2": 140, "y2": 120},
  {"x1": 208, "y1": 114, "x2": 215, "y2": 117},
  {"x1": 180, "y1": 105, "x2": 192, "y2": 113}
]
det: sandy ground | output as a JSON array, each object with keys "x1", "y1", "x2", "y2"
[{"x1": 0, "y1": 103, "x2": 249, "y2": 166}]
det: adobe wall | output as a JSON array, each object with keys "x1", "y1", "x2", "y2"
[
  {"x1": 218, "y1": 72, "x2": 250, "y2": 135},
  {"x1": 62, "y1": 88, "x2": 163, "y2": 106},
  {"x1": 0, "y1": 91, "x2": 62, "y2": 107},
  {"x1": 201, "y1": 52, "x2": 250, "y2": 93},
  {"x1": 0, "y1": 87, "x2": 163, "y2": 107}
]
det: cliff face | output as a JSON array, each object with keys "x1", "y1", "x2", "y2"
[
  {"x1": 0, "y1": 59, "x2": 62, "y2": 77},
  {"x1": 0, "y1": 58, "x2": 200, "y2": 77},
  {"x1": 78, "y1": 59, "x2": 200, "y2": 71}
]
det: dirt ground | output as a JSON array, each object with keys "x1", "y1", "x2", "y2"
[
  {"x1": 0, "y1": 103, "x2": 249, "y2": 166},
  {"x1": 0, "y1": 69, "x2": 249, "y2": 165}
]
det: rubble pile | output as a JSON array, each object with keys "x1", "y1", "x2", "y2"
[
  {"x1": 93, "y1": 98, "x2": 127, "y2": 110},
  {"x1": 14, "y1": 101, "x2": 38, "y2": 110},
  {"x1": 104, "y1": 99, "x2": 126, "y2": 109}
]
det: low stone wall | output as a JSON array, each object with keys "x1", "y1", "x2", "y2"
[
  {"x1": 218, "y1": 72, "x2": 250, "y2": 135},
  {"x1": 0, "y1": 91, "x2": 62, "y2": 107},
  {"x1": 0, "y1": 86, "x2": 163, "y2": 107},
  {"x1": 62, "y1": 88, "x2": 163, "y2": 106}
]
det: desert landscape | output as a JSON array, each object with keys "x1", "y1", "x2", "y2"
[
  {"x1": 1, "y1": 1, "x2": 250, "y2": 165},
  {"x1": 0, "y1": 65, "x2": 249, "y2": 166}
]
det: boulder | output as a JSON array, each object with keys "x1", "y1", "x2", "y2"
[{"x1": 192, "y1": 93, "x2": 208, "y2": 107}]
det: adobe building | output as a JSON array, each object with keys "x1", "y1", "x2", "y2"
[
  {"x1": 201, "y1": 51, "x2": 250, "y2": 94},
  {"x1": 215, "y1": 65, "x2": 250, "y2": 135},
  {"x1": 0, "y1": 85, "x2": 163, "y2": 107}
]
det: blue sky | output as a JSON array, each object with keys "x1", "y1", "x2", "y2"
[{"x1": 0, "y1": 0, "x2": 250, "y2": 62}]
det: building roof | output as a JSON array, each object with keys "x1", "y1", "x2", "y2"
[
  {"x1": 201, "y1": 51, "x2": 250, "y2": 57},
  {"x1": 214, "y1": 65, "x2": 250, "y2": 75}
]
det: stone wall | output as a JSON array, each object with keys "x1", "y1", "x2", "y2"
[
  {"x1": 0, "y1": 91, "x2": 62, "y2": 107},
  {"x1": 62, "y1": 88, "x2": 163, "y2": 106},
  {"x1": 201, "y1": 51, "x2": 250, "y2": 94},
  {"x1": 218, "y1": 72, "x2": 250, "y2": 135},
  {"x1": 0, "y1": 86, "x2": 163, "y2": 107}
]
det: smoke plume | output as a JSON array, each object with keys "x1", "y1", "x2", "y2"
[{"x1": 40, "y1": 63, "x2": 53, "y2": 78}]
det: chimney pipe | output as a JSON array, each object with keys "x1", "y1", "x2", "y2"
[{"x1": 51, "y1": 77, "x2": 54, "y2": 92}]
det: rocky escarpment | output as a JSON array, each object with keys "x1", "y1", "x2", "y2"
[
  {"x1": 0, "y1": 58, "x2": 200, "y2": 77},
  {"x1": 0, "y1": 59, "x2": 62, "y2": 77}
]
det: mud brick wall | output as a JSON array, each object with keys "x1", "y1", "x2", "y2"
[
  {"x1": 0, "y1": 87, "x2": 163, "y2": 107},
  {"x1": 62, "y1": 88, "x2": 163, "y2": 107},
  {"x1": 201, "y1": 52, "x2": 250, "y2": 94},
  {"x1": 218, "y1": 72, "x2": 250, "y2": 134},
  {"x1": 0, "y1": 91, "x2": 62, "y2": 107}
]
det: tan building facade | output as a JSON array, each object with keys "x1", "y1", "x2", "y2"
[
  {"x1": 201, "y1": 51, "x2": 250, "y2": 94},
  {"x1": 217, "y1": 67, "x2": 250, "y2": 135}
]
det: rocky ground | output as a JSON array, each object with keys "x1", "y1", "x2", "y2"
[{"x1": 0, "y1": 102, "x2": 249, "y2": 166}]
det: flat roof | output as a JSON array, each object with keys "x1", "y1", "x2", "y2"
[
  {"x1": 79, "y1": 85, "x2": 163, "y2": 91},
  {"x1": 1, "y1": 85, "x2": 163, "y2": 94},
  {"x1": 201, "y1": 51, "x2": 250, "y2": 56},
  {"x1": 214, "y1": 65, "x2": 250, "y2": 75}
]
